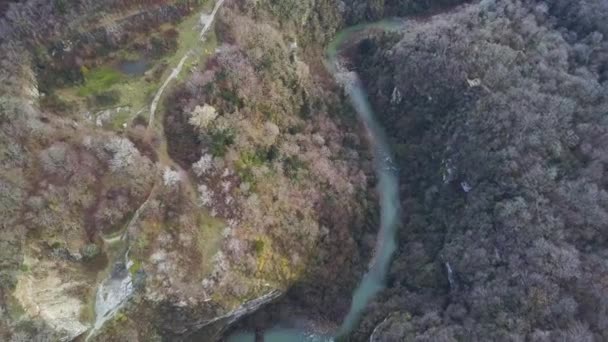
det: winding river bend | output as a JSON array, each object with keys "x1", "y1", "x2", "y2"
[{"x1": 228, "y1": 20, "x2": 403, "y2": 342}]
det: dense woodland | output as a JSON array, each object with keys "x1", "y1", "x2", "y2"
[{"x1": 351, "y1": 0, "x2": 608, "y2": 340}]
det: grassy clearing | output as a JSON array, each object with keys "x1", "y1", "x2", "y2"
[
  {"x1": 56, "y1": 62, "x2": 159, "y2": 130},
  {"x1": 174, "y1": 10, "x2": 219, "y2": 82},
  {"x1": 125, "y1": 211, "x2": 224, "y2": 281},
  {"x1": 51, "y1": 2, "x2": 220, "y2": 132},
  {"x1": 180, "y1": 28, "x2": 218, "y2": 83},
  {"x1": 148, "y1": 5, "x2": 219, "y2": 132},
  {"x1": 77, "y1": 67, "x2": 124, "y2": 97}
]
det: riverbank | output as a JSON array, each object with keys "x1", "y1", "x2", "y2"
[{"x1": 225, "y1": 19, "x2": 404, "y2": 342}]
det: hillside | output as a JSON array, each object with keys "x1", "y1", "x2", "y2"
[
  {"x1": 350, "y1": 0, "x2": 608, "y2": 340},
  {"x1": 0, "y1": 0, "x2": 376, "y2": 340},
  {"x1": 1, "y1": 0, "x2": 608, "y2": 341}
]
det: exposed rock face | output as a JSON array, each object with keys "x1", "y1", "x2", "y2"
[
  {"x1": 14, "y1": 260, "x2": 90, "y2": 341},
  {"x1": 185, "y1": 290, "x2": 283, "y2": 340},
  {"x1": 89, "y1": 259, "x2": 134, "y2": 338}
]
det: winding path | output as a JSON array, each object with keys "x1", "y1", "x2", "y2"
[
  {"x1": 148, "y1": 0, "x2": 226, "y2": 130},
  {"x1": 148, "y1": 53, "x2": 190, "y2": 129}
]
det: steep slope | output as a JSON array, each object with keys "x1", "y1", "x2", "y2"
[
  {"x1": 0, "y1": 0, "x2": 379, "y2": 340},
  {"x1": 347, "y1": 1, "x2": 608, "y2": 340}
]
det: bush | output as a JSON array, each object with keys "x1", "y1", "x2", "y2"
[
  {"x1": 253, "y1": 240, "x2": 265, "y2": 254},
  {"x1": 81, "y1": 244, "x2": 101, "y2": 260},
  {"x1": 90, "y1": 90, "x2": 120, "y2": 107},
  {"x1": 54, "y1": 0, "x2": 67, "y2": 14},
  {"x1": 40, "y1": 93, "x2": 75, "y2": 113},
  {"x1": 210, "y1": 128, "x2": 235, "y2": 157},
  {"x1": 284, "y1": 156, "x2": 305, "y2": 179}
]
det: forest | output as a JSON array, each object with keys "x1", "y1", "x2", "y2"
[
  {"x1": 350, "y1": 0, "x2": 608, "y2": 340},
  {"x1": 0, "y1": 0, "x2": 608, "y2": 341}
]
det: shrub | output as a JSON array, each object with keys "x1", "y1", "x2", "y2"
[
  {"x1": 40, "y1": 94, "x2": 75, "y2": 113},
  {"x1": 54, "y1": 0, "x2": 67, "y2": 14},
  {"x1": 210, "y1": 128, "x2": 235, "y2": 157},
  {"x1": 81, "y1": 244, "x2": 101, "y2": 260},
  {"x1": 284, "y1": 156, "x2": 305, "y2": 179},
  {"x1": 90, "y1": 90, "x2": 120, "y2": 107},
  {"x1": 253, "y1": 239, "x2": 265, "y2": 254}
]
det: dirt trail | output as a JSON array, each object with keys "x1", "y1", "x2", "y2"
[
  {"x1": 147, "y1": 0, "x2": 226, "y2": 131},
  {"x1": 145, "y1": 0, "x2": 227, "y2": 202},
  {"x1": 87, "y1": 1, "x2": 226, "y2": 339}
]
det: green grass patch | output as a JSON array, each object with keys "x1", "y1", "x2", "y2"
[
  {"x1": 48, "y1": 3, "x2": 220, "y2": 133},
  {"x1": 210, "y1": 128, "x2": 235, "y2": 157},
  {"x1": 111, "y1": 79, "x2": 157, "y2": 110},
  {"x1": 129, "y1": 259, "x2": 142, "y2": 276},
  {"x1": 172, "y1": 8, "x2": 219, "y2": 83},
  {"x1": 91, "y1": 90, "x2": 120, "y2": 107},
  {"x1": 235, "y1": 151, "x2": 263, "y2": 184},
  {"x1": 253, "y1": 239, "x2": 265, "y2": 255},
  {"x1": 109, "y1": 108, "x2": 131, "y2": 131},
  {"x1": 77, "y1": 67, "x2": 124, "y2": 97},
  {"x1": 157, "y1": 10, "x2": 203, "y2": 85}
]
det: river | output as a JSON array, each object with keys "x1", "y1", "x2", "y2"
[{"x1": 227, "y1": 19, "x2": 403, "y2": 342}]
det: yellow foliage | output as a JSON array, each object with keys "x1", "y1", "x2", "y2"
[{"x1": 255, "y1": 235, "x2": 302, "y2": 283}]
